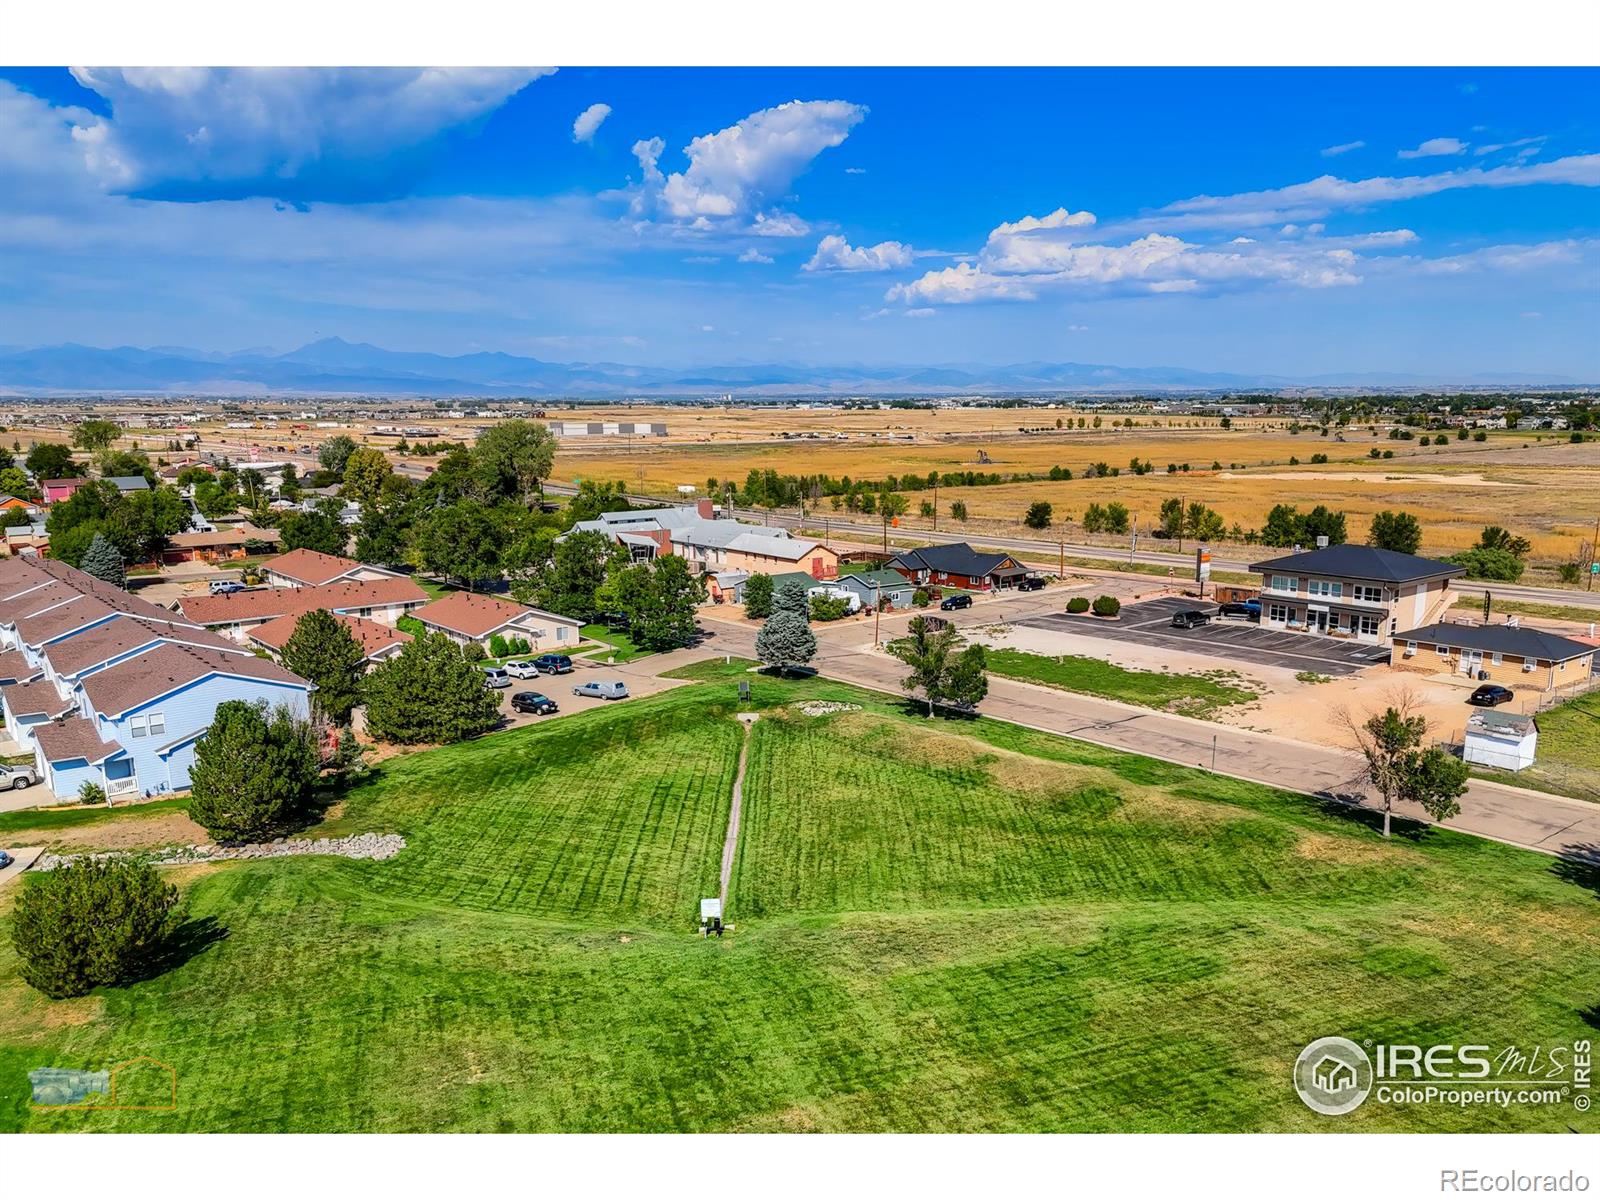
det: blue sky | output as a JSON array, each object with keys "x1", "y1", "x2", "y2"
[{"x1": 0, "y1": 66, "x2": 1595, "y2": 376}]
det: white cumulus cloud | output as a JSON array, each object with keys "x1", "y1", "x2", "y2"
[
  {"x1": 572, "y1": 103, "x2": 611, "y2": 144},
  {"x1": 1398, "y1": 136, "x2": 1470, "y2": 159},
  {"x1": 804, "y1": 234, "x2": 915, "y2": 272},
  {"x1": 738, "y1": 248, "x2": 774, "y2": 264},
  {"x1": 66, "y1": 67, "x2": 550, "y2": 196}
]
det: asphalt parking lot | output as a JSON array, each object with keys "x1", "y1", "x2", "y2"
[{"x1": 1017, "y1": 596, "x2": 1392, "y2": 676}]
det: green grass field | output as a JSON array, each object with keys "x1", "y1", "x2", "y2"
[
  {"x1": 1, "y1": 667, "x2": 1596, "y2": 1133},
  {"x1": 579, "y1": 623, "x2": 653, "y2": 663},
  {"x1": 984, "y1": 648, "x2": 1258, "y2": 717}
]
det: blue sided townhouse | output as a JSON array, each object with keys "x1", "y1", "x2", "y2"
[{"x1": 0, "y1": 556, "x2": 312, "y2": 800}]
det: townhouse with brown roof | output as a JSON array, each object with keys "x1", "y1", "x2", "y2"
[
  {"x1": 411, "y1": 591, "x2": 581, "y2": 653},
  {"x1": 176, "y1": 575, "x2": 428, "y2": 642},
  {"x1": 261, "y1": 548, "x2": 405, "y2": 589},
  {"x1": 248, "y1": 611, "x2": 412, "y2": 669}
]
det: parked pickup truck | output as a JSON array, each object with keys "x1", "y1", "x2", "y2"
[{"x1": 0, "y1": 763, "x2": 37, "y2": 791}]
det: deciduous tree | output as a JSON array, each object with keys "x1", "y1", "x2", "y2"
[{"x1": 1368, "y1": 510, "x2": 1423, "y2": 556}]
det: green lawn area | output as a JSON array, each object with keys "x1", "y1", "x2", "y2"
[
  {"x1": 579, "y1": 623, "x2": 653, "y2": 663},
  {"x1": 1471, "y1": 690, "x2": 1600, "y2": 803},
  {"x1": 984, "y1": 648, "x2": 1259, "y2": 718},
  {"x1": 1, "y1": 668, "x2": 1595, "y2": 1133}
]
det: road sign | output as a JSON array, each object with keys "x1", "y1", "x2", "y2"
[{"x1": 1195, "y1": 547, "x2": 1212, "y2": 583}]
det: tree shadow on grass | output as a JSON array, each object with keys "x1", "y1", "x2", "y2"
[
  {"x1": 1551, "y1": 845, "x2": 1600, "y2": 900},
  {"x1": 1307, "y1": 791, "x2": 1432, "y2": 843},
  {"x1": 128, "y1": 916, "x2": 229, "y2": 984},
  {"x1": 892, "y1": 698, "x2": 981, "y2": 723}
]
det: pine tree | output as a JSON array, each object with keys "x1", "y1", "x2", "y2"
[
  {"x1": 755, "y1": 579, "x2": 817, "y2": 674},
  {"x1": 363, "y1": 632, "x2": 502, "y2": 745},
  {"x1": 280, "y1": 609, "x2": 366, "y2": 726},
  {"x1": 80, "y1": 531, "x2": 126, "y2": 588},
  {"x1": 188, "y1": 701, "x2": 321, "y2": 843}
]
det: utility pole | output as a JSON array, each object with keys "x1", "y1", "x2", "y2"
[
  {"x1": 1177, "y1": 495, "x2": 1186, "y2": 553},
  {"x1": 874, "y1": 579, "x2": 882, "y2": 647},
  {"x1": 933, "y1": 480, "x2": 939, "y2": 531},
  {"x1": 1058, "y1": 539, "x2": 1064, "y2": 577},
  {"x1": 1129, "y1": 516, "x2": 1138, "y2": 566},
  {"x1": 1590, "y1": 513, "x2": 1599, "y2": 591}
]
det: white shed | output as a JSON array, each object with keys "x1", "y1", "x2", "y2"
[{"x1": 1463, "y1": 710, "x2": 1538, "y2": 772}]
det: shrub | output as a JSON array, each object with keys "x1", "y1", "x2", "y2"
[
  {"x1": 1446, "y1": 547, "x2": 1525, "y2": 582},
  {"x1": 78, "y1": 781, "x2": 107, "y2": 807},
  {"x1": 743, "y1": 573, "x2": 775, "y2": 620},
  {"x1": 912, "y1": 587, "x2": 931, "y2": 608},
  {"x1": 462, "y1": 641, "x2": 487, "y2": 662},
  {"x1": 1557, "y1": 562, "x2": 1582, "y2": 585},
  {"x1": 11, "y1": 857, "x2": 182, "y2": 998},
  {"x1": 488, "y1": 633, "x2": 509, "y2": 659},
  {"x1": 396, "y1": 614, "x2": 425, "y2": 638},
  {"x1": 1066, "y1": 596, "x2": 1091, "y2": 614},
  {"x1": 363, "y1": 631, "x2": 502, "y2": 745},
  {"x1": 809, "y1": 594, "x2": 852, "y2": 622},
  {"x1": 1091, "y1": 595, "x2": 1121, "y2": 617}
]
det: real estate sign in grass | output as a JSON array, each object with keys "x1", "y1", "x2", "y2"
[
  {"x1": 1, "y1": 669, "x2": 1595, "y2": 1133},
  {"x1": 984, "y1": 647, "x2": 1258, "y2": 718}
]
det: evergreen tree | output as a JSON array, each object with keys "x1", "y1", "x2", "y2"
[
  {"x1": 363, "y1": 632, "x2": 502, "y2": 745},
  {"x1": 188, "y1": 701, "x2": 321, "y2": 843},
  {"x1": 280, "y1": 609, "x2": 366, "y2": 726},
  {"x1": 10, "y1": 858, "x2": 182, "y2": 998},
  {"x1": 755, "y1": 578, "x2": 817, "y2": 674},
  {"x1": 80, "y1": 531, "x2": 126, "y2": 588}
]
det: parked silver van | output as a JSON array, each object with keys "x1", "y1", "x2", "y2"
[{"x1": 481, "y1": 665, "x2": 511, "y2": 689}]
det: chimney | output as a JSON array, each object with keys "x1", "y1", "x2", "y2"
[{"x1": 695, "y1": 498, "x2": 714, "y2": 520}]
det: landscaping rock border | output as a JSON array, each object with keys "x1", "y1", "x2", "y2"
[{"x1": 34, "y1": 832, "x2": 406, "y2": 872}]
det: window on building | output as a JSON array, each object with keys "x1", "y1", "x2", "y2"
[
  {"x1": 149, "y1": 712, "x2": 165, "y2": 736},
  {"x1": 1307, "y1": 579, "x2": 1344, "y2": 598},
  {"x1": 1491, "y1": 653, "x2": 1503, "y2": 666},
  {"x1": 130, "y1": 715, "x2": 147, "y2": 738},
  {"x1": 1270, "y1": 575, "x2": 1297, "y2": 593},
  {"x1": 556, "y1": 627, "x2": 568, "y2": 641},
  {"x1": 1268, "y1": 603, "x2": 1291, "y2": 623},
  {"x1": 1405, "y1": 641, "x2": 1417, "y2": 655},
  {"x1": 1357, "y1": 614, "x2": 1381, "y2": 636},
  {"x1": 1437, "y1": 645, "x2": 1450, "y2": 657},
  {"x1": 1353, "y1": 584, "x2": 1384, "y2": 603}
]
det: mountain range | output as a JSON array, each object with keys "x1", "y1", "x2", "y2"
[{"x1": 0, "y1": 339, "x2": 1583, "y2": 397}]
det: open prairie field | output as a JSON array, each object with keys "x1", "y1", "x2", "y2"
[
  {"x1": 557, "y1": 421, "x2": 1596, "y2": 561},
  {"x1": 3, "y1": 668, "x2": 1596, "y2": 1133}
]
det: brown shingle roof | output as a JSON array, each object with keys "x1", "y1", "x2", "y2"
[
  {"x1": 0, "y1": 580, "x2": 80, "y2": 625},
  {"x1": 168, "y1": 524, "x2": 282, "y2": 549},
  {"x1": 1, "y1": 678, "x2": 74, "y2": 718},
  {"x1": 249, "y1": 612, "x2": 412, "y2": 660},
  {"x1": 413, "y1": 591, "x2": 543, "y2": 639},
  {"x1": 0, "y1": 650, "x2": 42, "y2": 685},
  {"x1": 44, "y1": 616, "x2": 245, "y2": 678},
  {"x1": 34, "y1": 717, "x2": 123, "y2": 765},
  {"x1": 79, "y1": 643, "x2": 308, "y2": 717},
  {"x1": 177, "y1": 575, "x2": 428, "y2": 626},
  {"x1": 261, "y1": 547, "x2": 379, "y2": 586}
]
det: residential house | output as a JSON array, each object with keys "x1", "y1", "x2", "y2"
[
  {"x1": 248, "y1": 611, "x2": 411, "y2": 669},
  {"x1": 572, "y1": 500, "x2": 839, "y2": 580},
  {"x1": 833, "y1": 569, "x2": 921, "y2": 611},
  {"x1": 261, "y1": 548, "x2": 403, "y2": 589},
  {"x1": 885, "y1": 543, "x2": 1030, "y2": 591},
  {"x1": 2, "y1": 523, "x2": 49, "y2": 557},
  {"x1": 162, "y1": 523, "x2": 281, "y2": 565},
  {"x1": 40, "y1": 478, "x2": 87, "y2": 505},
  {"x1": 412, "y1": 591, "x2": 581, "y2": 653},
  {"x1": 176, "y1": 575, "x2": 429, "y2": 643},
  {"x1": 105, "y1": 475, "x2": 151, "y2": 495},
  {"x1": 0, "y1": 495, "x2": 33, "y2": 514},
  {"x1": 1249, "y1": 544, "x2": 1463, "y2": 643},
  {"x1": 1391, "y1": 620, "x2": 1595, "y2": 690}
]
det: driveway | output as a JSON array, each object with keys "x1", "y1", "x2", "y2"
[
  {"x1": 1018, "y1": 596, "x2": 1391, "y2": 677},
  {"x1": 0, "y1": 846, "x2": 43, "y2": 890}
]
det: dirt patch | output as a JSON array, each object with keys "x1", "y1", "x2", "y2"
[
  {"x1": 27, "y1": 810, "x2": 209, "y2": 853},
  {"x1": 0, "y1": 980, "x2": 104, "y2": 1038},
  {"x1": 1292, "y1": 829, "x2": 1403, "y2": 865}
]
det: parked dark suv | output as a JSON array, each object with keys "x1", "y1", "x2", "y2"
[
  {"x1": 1467, "y1": 684, "x2": 1515, "y2": 708},
  {"x1": 1016, "y1": 577, "x2": 1046, "y2": 592},
  {"x1": 531, "y1": 654, "x2": 574, "y2": 674},
  {"x1": 1170, "y1": 609, "x2": 1212, "y2": 630},
  {"x1": 1218, "y1": 599, "x2": 1261, "y2": 621},
  {"x1": 511, "y1": 691, "x2": 559, "y2": 715},
  {"x1": 939, "y1": 593, "x2": 973, "y2": 611}
]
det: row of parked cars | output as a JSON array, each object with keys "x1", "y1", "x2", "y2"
[
  {"x1": 1169, "y1": 599, "x2": 1261, "y2": 629},
  {"x1": 481, "y1": 654, "x2": 631, "y2": 716}
]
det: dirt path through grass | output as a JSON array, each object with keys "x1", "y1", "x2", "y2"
[{"x1": 721, "y1": 715, "x2": 757, "y2": 905}]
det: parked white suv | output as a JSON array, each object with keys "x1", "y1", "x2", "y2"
[{"x1": 504, "y1": 661, "x2": 542, "y2": 679}]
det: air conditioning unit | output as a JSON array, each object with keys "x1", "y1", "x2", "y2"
[{"x1": 1522, "y1": 661, "x2": 1536, "y2": 673}]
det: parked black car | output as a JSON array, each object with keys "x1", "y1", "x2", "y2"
[
  {"x1": 531, "y1": 654, "x2": 574, "y2": 674},
  {"x1": 940, "y1": 593, "x2": 973, "y2": 610},
  {"x1": 1218, "y1": 599, "x2": 1261, "y2": 621},
  {"x1": 1016, "y1": 577, "x2": 1046, "y2": 592},
  {"x1": 1170, "y1": 609, "x2": 1212, "y2": 630},
  {"x1": 511, "y1": 691, "x2": 559, "y2": 715},
  {"x1": 1466, "y1": 684, "x2": 1515, "y2": 708}
]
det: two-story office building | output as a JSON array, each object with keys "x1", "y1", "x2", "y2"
[{"x1": 1249, "y1": 544, "x2": 1463, "y2": 644}]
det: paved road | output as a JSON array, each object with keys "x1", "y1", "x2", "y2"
[{"x1": 690, "y1": 594, "x2": 1600, "y2": 864}]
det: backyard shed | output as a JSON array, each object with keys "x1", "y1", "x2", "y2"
[{"x1": 1462, "y1": 710, "x2": 1538, "y2": 772}]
